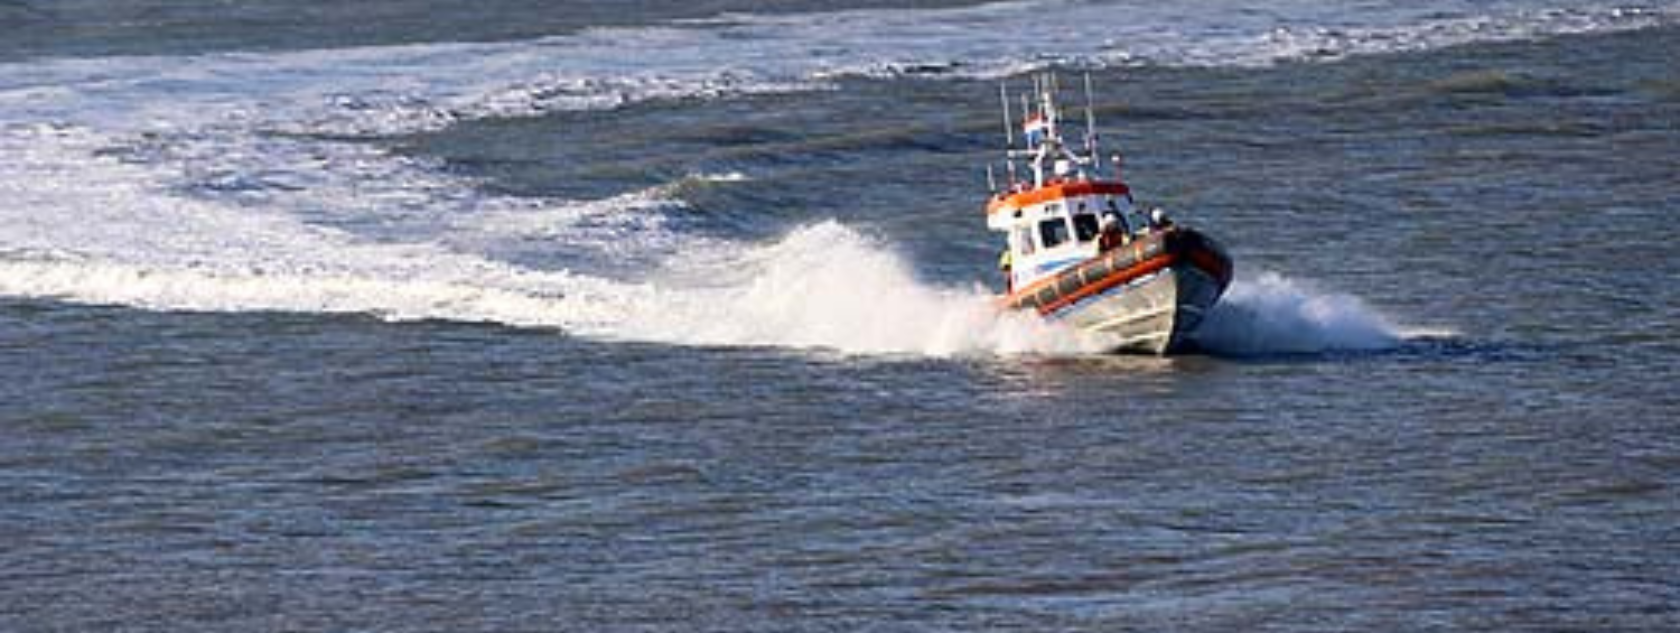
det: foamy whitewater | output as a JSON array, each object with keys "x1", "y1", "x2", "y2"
[
  {"x1": 1189, "y1": 273, "x2": 1408, "y2": 355},
  {"x1": 0, "y1": 121, "x2": 1400, "y2": 357},
  {"x1": 3, "y1": 0, "x2": 1665, "y2": 356}
]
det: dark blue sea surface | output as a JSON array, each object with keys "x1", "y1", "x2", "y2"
[{"x1": 2, "y1": 1, "x2": 1677, "y2": 630}]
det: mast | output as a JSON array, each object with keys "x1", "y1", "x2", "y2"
[
  {"x1": 997, "y1": 82, "x2": 1021, "y2": 189},
  {"x1": 995, "y1": 72, "x2": 1117, "y2": 192},
  {"x1": 1019, "y1": 93, "x2": 1031, "y2": 144},
  {"x1": 999, "y1": 82, "x2": 1014, "y2": 149},
  {"x1": 1083, "y1": 71, "x2": 1099, "y2": 173}
]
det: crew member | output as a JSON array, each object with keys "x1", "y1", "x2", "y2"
[
  {"x1": 1097, "y1": 213, "x2": 1127, "y2": 252},
  {"x1": 998, "y1": 248, "x2": 1014, "y2": 293},
  {"x1": 1150, "y1": 207, "x2": 1174, "y2": 230}
]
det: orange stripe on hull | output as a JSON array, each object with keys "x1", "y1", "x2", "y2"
[
  {"x1": 1034, "y1": 253, "x2": 1177, "y2": 316},
  {"x1": 997, "y1": 227, "x2": 1231, "y2": 319}
]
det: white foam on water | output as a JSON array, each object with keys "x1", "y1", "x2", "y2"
[
  {"x1": 0, "y1": 127, "x2": 1434, "y2": 359},
  {"x1": 0, "y1": 226, "x2": 1093, "y2": 360},
  {"x1": 0, "y1": 126, "x2": 1088, "y2": 357},
  {"x1": 620, "y1": 221, "x2": 1102, "y2": 356},
  {"x1": 449, "y1": 173, "x2": 742, "y2": 245},
  {"x1": 3, "y1": 2, "x2": 1673, "y2": 138},
  {"x1": 0, "y1": 259, "x2": 618, "y2": 329},
  {"x1": 0, "y1": 125, "x2": 639, "y2": 327},
  {"x1": 1189, "y1": 272, "x2": 1409, "y2": 356},
  {"x1": 0, "y1": 129, "x2": 1414, "y2": 357}
]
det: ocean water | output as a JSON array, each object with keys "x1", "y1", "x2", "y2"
[{"x1": 2, "y1": 1, "x2": 1677, "y2": 630}]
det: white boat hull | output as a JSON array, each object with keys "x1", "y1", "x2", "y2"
[{"x1": 1054, "y1": 264, "x2": 1225, "y2": 355}]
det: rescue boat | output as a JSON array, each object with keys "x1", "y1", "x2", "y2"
[{"x1": 987, "y1": 75, "x2": 1233, "y2": 354}]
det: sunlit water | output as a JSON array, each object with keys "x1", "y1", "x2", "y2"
[{"x1": 2, "y1": 1, "x2": 1677, "y2": 630}]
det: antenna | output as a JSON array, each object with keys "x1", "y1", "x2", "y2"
[
  {"x1": 999, "y1": 82, "x2": 1014, "y2": 149},
  {"x1": 1044, "y1": 72, "x2": 1060, "y2": 137},
  {"x1": 1019, "y1": 92, "x2": 1032, "y2": 146},
  {"x1": 1083, "y1": 72, "x2": 1098, "y2": 157}
]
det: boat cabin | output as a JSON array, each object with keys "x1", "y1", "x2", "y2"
[
  {"x1": 988, "y1": 181, "x2": 1150, "y2": 291},
  {"x1": 984, "y1": 75, "x2": 1154, "y2": 292}
]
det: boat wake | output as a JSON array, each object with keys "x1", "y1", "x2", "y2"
[
  {"x1": 0, "y1": 125, "x2": 1430, "y2": 360},
  {"x1": 624, "y1": 222, "x2": 1104, "y2": 356},
  {"x1": 0, "y1": 223, "x2": 1427, "y2": 361},
  {"x1": 1188, "y1": 272, "x2": 1421, "y2": 357},
  {"x1": 0, "y1": 224, "x2": 1096, "y2": 359}
]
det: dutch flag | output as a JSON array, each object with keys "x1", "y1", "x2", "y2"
[{"x1": 1022, "y1": 115, "x2": 1048, "y2": 146}]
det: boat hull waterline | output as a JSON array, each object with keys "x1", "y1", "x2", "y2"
[{"x1": 1002, "y1": 228, "x2": 1232, "y2": 355}]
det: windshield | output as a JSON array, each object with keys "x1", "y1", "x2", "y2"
[
  {"x1": 1072, "y1": 214, "x2": 1099, "y2": 242},
  {"x1": 1039, "y1": 218, "x2": 1070, "y2": 249}
]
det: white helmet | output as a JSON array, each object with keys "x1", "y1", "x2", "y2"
[
  {"x1": 1054, "y1": 159, "x2": 1074, "y2": 178},
  {"x1": 1151, "y1": 208, "x2": 1168, "y2": 225}
]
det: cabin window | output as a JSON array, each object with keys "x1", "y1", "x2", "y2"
[
  {"x1": 1039, "y1": 218, "x2": 1071, "y2": 249},
  {"x1": 1072, "y1": 213, "x2": 1100, "y2": 242},
  {"x1": 1014, "y1": 227, "x2": 1035, "y2": 256}
]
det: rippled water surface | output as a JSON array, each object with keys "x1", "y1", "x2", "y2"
[{"x1": 2, "y1": 1, "x2": 1677, "y2": 630}]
